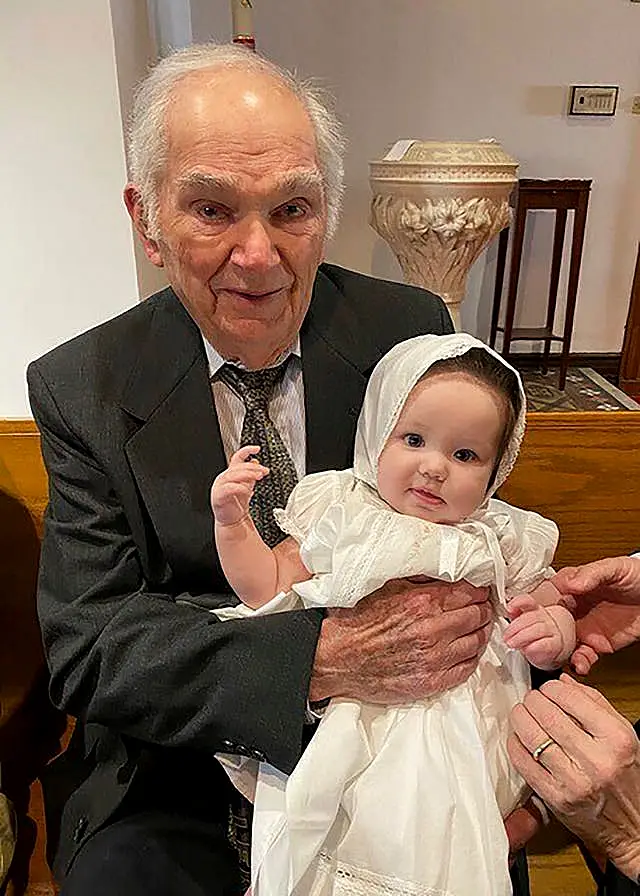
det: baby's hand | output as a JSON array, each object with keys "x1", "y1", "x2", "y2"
[
  {"x1": 503, "y1": 595, "x2": 565, "y2": 670},
  {"x1": 210, "y1": 445, "x2": 269, "y2": 527}
]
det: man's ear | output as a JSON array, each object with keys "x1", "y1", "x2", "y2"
[{"x1": 123, "y1": 184, "x2": 163, "y2": 267}]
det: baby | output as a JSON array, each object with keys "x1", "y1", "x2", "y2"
[{"x1": 211, "y1": 334, "x2": 586, "y2": 896}]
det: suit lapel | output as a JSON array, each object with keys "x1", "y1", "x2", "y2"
[
  {"x1": 118, "y1": 271, "x2": 382, "y2": 580},
  {"x1": 120, "y1": 292, "x2": 226, "y2": 585}
]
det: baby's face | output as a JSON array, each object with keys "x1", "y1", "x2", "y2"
[{"x1": 376, "y1": 373, "x2": 505, "y2": 524}]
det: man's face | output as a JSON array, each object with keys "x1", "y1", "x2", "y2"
[{"x1": 129, "y1": 69, "x2": 328, "y2": 369}]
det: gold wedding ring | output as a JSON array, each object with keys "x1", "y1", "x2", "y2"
[{"x1": 532, "y1": 737, "x2": 555, "y2": 762}]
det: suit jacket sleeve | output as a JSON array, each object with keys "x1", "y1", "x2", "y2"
[
  {"x1": 601, "y1": 864, "x2": 640, "y2": 895},
  {"x1": 28, "y1": 362, "x2": 322, "y2": 775}
]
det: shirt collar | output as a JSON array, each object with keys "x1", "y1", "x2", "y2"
[{"x1": 203, "y1": 334, "x2": 301, "y2": 378}]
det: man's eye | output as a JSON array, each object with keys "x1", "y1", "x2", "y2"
[
  {"x1": 454, "y1": 448, "x2": 478, "y2": 463},
  {"x1": 197, "y1": 204, "x2": 227, "y2": 221},
  {"x1": 274, "y1": 201, "x2": 308, "y2": 220},
  {"x1": 404, "y1": 433, "x2": 424, "y2": 448}
]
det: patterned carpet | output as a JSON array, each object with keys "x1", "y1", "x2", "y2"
[{"x1": 519, "y1": 367, "x2": 640, "y2": 412}]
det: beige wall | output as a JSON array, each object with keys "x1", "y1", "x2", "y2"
[
  {"x1": 109, "y1": 0, "x2": 169, "y2": 300},
  {"x1": 3, "y1": 2, "x2": 639, "y2": 415},
  {"x1": 193, "y1": 0, "x2": 640, "y2": 351},
  {"x1": 1, "y1": 0, "x2": 139, "y2": 416}
]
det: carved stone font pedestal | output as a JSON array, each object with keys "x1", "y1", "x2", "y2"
[{"x1": 369, "y1": 140, "x2": 518, "y2": 328}]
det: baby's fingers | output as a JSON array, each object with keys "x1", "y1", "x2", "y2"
[
  {"x1": 503, "y1": 608, "x2": 545, "y2": 639},
  {"x1": 505, "y1": 595, "x2": 539, "y2": 619},
  {"x1": 224, "y1": 463, "x2": 270, "y2": 483},
  {"x1": 229, "y1": 445, "x2": 262, "y2": 465},
  {"x1": 210, "y1": 466, "x2": 268, "y2": 510},
  {"x1": 504, "y1": 614, "x2": 552, "y2": 649}
]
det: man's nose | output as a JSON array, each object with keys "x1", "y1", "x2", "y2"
[{"x1": 229, "y1": 216, "x2": 280, "y2": 270}]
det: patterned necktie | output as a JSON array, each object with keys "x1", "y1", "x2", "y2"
[
  {"x1": 216, "y1": 361, "x2": 299, "y2": 887},
  {"x1": 216, "y1": 361, "x2": 298, "y2": 547}
]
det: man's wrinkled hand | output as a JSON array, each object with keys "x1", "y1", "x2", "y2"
[{"x1": 309, "y1": 577, "x2": 493, "y2": 704}]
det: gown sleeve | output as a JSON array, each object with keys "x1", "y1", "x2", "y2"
[
  {"x1": 273, "y1": 469, "x2": 355, "y2": 544},
  {"x1": 483, "y1": 498, "x2": 559, "y2": 598}
]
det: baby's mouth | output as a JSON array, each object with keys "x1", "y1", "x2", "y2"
[{"x1": 411, "y1": 488, "x2": 445, "y2": 506}]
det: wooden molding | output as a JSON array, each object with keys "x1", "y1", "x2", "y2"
[{"x1": 509, "y1": 351, "x2": 620, "y2": 380}]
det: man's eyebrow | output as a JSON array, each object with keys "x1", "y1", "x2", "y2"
[
  {"x1": 176, "y1": 172, "x2": 242, "y2": 193},
  {"x1": 272, "y1": 170, "x2": 324, "y2": 194},
  {"x1": 175, "y1": 169, "x2": 324, "y2": 195}
]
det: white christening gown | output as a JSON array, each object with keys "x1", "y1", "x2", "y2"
[{"x1": 215, "y1": 469, "x2": 558, "y2": 896}]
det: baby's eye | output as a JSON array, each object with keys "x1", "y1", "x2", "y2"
[
  {"x1": 404, "y1": 433, "x2": 424, "y2": 449},
  {"x1": 453, "y1": 448, "x2": 478, "y2": 463}
]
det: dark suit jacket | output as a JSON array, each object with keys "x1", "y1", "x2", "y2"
[
  {"x1": 27, "y1": 263, "x2": 454, "y2": 876},
  {"x1": 602, "y1": 859, "x2": 640, "y2": 895}
]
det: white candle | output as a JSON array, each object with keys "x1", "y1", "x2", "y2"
[{"x1": 231, "y1": 0, "x2": 254, "y2": 40}]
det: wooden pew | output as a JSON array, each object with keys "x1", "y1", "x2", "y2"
[
  {"x1": 1, "y1": 412, "x2": 639, "y2": 895},
  {"x1": 501, "y1": 411, "x2": 640, "y2": 895},
  {"x1": 0, "y1": 421, "x2": 64, "y2": 896}
]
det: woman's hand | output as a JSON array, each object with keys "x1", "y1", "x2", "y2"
[
  {"x1": 509, "y1": 674, "x2": 640, "y2": 883},
  {"x1": 553, "y1": 557, "x2": 640, "y2": 659}
]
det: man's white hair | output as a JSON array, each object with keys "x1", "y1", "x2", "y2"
[{"x1": 127, "y1": 43, "x2": 345, "y2": 240}]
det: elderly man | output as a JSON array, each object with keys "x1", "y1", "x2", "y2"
[{"x1": 28, "y1": 44, "x2": 499, "y2": 896}]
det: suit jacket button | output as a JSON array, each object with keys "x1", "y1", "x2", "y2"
[
  {"x1": 250, "y1": 749, "x2": 266, "y2": 761},
  {"x1": 73, "y1": 817, "x2": 89, "y2": 843},
  {"x1": 221, "y1": 739, "x2": 235, "y2": 750}
]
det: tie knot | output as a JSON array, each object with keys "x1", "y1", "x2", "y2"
[{"x1": 217, "y1": 362, "x2": 287, "y2": 411}]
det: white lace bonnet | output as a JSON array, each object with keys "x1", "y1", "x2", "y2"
[{"x1": 352, "y1": 333, "x2": 527, "y2": 500}]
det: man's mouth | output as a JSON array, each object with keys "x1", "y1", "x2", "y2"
[{"x1": 216, "y1": 286, "x2": 287, "y2": 301}]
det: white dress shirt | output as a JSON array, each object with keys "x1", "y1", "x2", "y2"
[{"x1": 203, "y1": 336, "x2": 306, "y2": 479}]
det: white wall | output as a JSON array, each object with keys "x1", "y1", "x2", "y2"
[
  {"x1": 194, "y1": 0, "x2": 640, "y2": 352},
  {"x1": 110, "y1": 0, "x2": 170, "y2": 301},
  {"x1": 1, "y1": 0, "x2": 139, "y2": 417},
  {"x1": 4, "y1": 2, "x2": 639, "y2": 416}
]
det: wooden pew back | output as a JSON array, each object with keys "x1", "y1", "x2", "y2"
[
  {"x1": 503, "y1": 411, "x2": 640, "y2": 893},
  {"x1": 502, "y1": 411, "x2": 640, "y2": 566}
]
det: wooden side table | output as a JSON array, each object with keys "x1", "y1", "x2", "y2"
[
  {"x1": 619, "y1": 243, "x2": 640, "y2": 400},
  {"x1": 489, "y1": 179, "x2": 591, "y2": 389}
]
